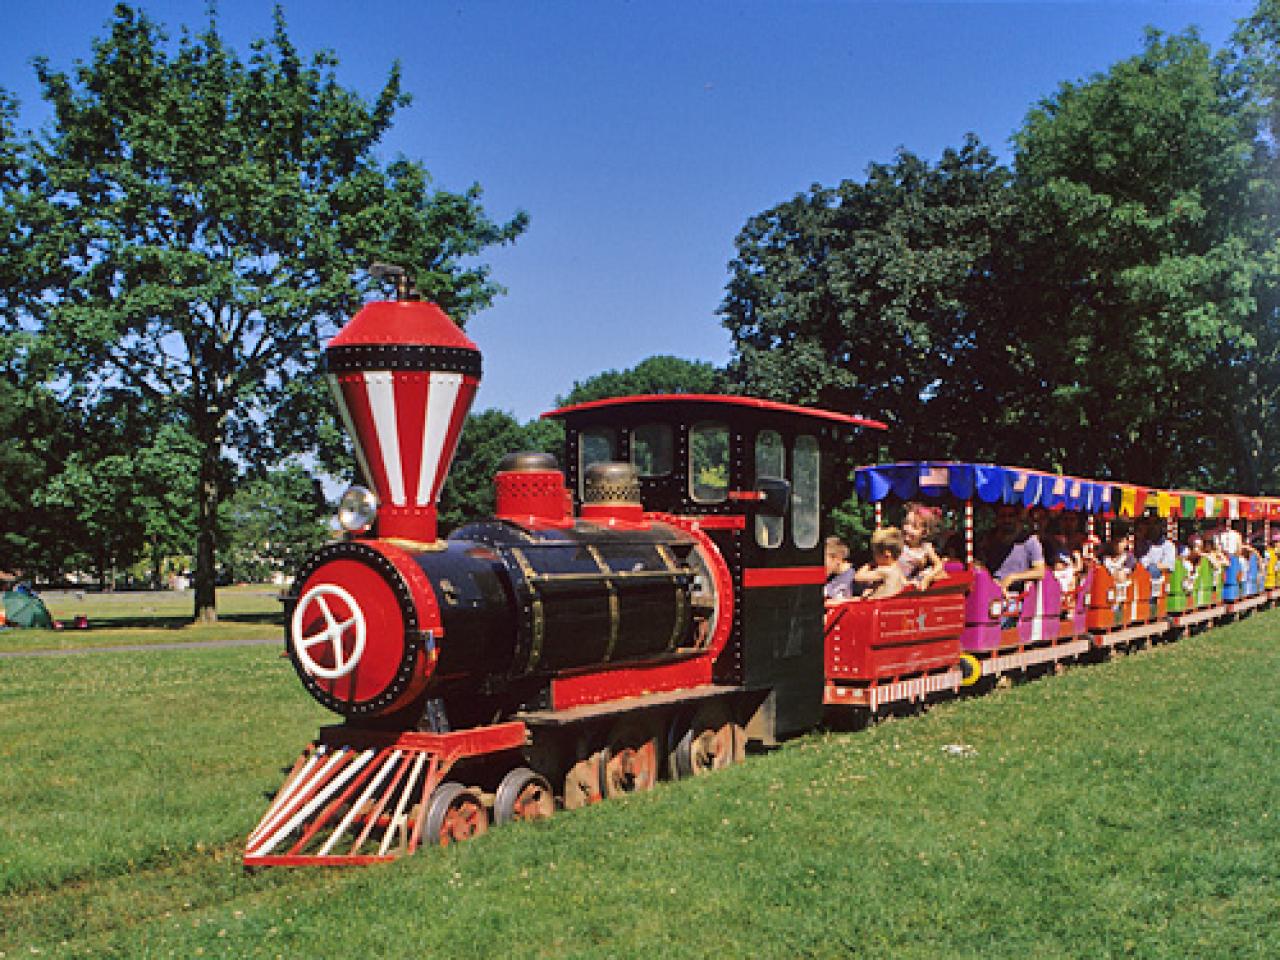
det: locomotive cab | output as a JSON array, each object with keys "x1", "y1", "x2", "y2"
[{"x1": 546, "y1": 395, "x2": 887, "y2": 742}]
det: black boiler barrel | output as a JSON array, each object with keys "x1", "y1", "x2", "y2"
[{"x1": 417, "y1": 519, "x2": 703, "y2": 685}]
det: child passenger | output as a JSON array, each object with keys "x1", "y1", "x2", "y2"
[
  {"x1": 854, "y1": 527, "x2": 908, "y2": 600},
  {"x1": 900, "y1": 502, "x2": 946, "y2": 589},
  {"x1": 823, "y1": 536, "x2": 858, "y2": 602}
]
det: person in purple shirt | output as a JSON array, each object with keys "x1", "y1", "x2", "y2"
[
  {"x1": 824, "y1": 536, "x2": 859, "y2": 602},
  {"x1": 978, "y1": 504, "x2": 1046, "y2": 598}
]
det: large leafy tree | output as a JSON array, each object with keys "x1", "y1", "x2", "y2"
[
  {"x1": 29, "y1": 5, "x2": 525, "y2": 620},
  {"x1": 1224, "y1": 1, "x2": 1280, "y2": 494},
  {"x1": 0, "y1": 87, "x2": 77, "y2": 580},
  {"x1": 1014, "y1": 28, "x2": 1266, "y2": 488},
  {"x1": 32, "y1": 393, "x2": 202, "y2": 589},
  {"x1": 719, "y1": 137, "x2": 1019, "y2": 459},
  {"x1": 721, "y1": 16, "x2": 1280, "y2": 495}
]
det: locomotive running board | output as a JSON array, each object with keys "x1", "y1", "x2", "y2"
[{"x1": 244, "y1": 723, "x2": 526, "y2": 867}]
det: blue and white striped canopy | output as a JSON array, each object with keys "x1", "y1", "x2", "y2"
[{"x1": 853, "y1": 462, "x2": 1117, "y2": 513}]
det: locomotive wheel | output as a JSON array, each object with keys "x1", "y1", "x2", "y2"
[
  {"x1": 563, "y1": 751, "x2": 604, "y2": 810},
  {"x1": 494, "y1": 767, "x2": 555, "y2": 825},
  {"x1": 425, "y1": 782, "x2": 489, "y2": 846},
  {"x1": 670, "y1": 701, "x2": 742, "y2": 780},
  {"x1": 600, "y1": 718, "x2": 659, "y2": 798}
]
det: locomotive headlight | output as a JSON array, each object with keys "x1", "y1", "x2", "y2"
[{"x1": 337, "y1": 485, "x2": 379, "y2": 534}]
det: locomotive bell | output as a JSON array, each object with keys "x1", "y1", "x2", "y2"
[{"x1": 324, "y1": 276, "x2": 481, "y2": 544}]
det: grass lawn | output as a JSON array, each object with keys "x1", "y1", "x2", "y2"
[
  {"x1": 2, "y1": 613, "x2": 1278, "y2": 958},
  {"x1": 0, "y1": 585, "x2": 283, "y2": 653}
]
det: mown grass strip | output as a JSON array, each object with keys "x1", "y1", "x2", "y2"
[
  {"x1": 0, "y1": 586, "x2": 282, "y2": 654},
  {"x1": 3, "y1": 613, "x2": 1278, "y2": 958},
  {"x1": 0, "y1": 647, "x2": 327, "y2": 896}
]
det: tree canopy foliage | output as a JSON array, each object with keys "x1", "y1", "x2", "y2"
[
  {"x1": 219, "y1": 466, "x2": 329, "y2": 584},
  {"x1": 5, "y1": 4, "x2": 1280, "y2": 591},
  {"x1": 437, "y1": 410, "x2": 563, "y2": 534},
  {"x1": 722, "y1": 11, "x2": 1280, "y2": 494},
  {"x1": 557, "y1": 355, "x2": 727, "y2": 407},
  {"x1": 9, "y1": 5, "x2": 525, "y2": 616}
]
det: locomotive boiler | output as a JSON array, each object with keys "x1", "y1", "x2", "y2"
[
  {"x1": 289, "y1": 453, "x2": 727, "y2": 728},
  {"x1": 285, "y1": 280, "x2": 731, "y2": 729}
]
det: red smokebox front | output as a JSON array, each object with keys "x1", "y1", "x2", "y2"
[{"x1": 325, "y1": 300, "x2": 481, "y2": 543}]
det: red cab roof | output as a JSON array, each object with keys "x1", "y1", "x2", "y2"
[{"x1": 543, "y1": 393, "x2": 888, "y2": 431}]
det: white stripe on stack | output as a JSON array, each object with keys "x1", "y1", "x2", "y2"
[
  {"x1": 327, "y1": 374, "x2": 375, "y2": 492},
  {"x1": 419, "y1": 373, "x2": 463, "y2": 506},
  {"x1": 365, "y1": 372, "x2": 405, "y2": 506}
]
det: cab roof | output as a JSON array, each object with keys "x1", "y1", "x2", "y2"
[{"x1": 543, "y1": 393, "x2": 888, "y2": 431}]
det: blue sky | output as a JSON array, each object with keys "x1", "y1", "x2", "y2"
[{"x1": 0, "y1": 1, "x2": 1256, "y2": 422}]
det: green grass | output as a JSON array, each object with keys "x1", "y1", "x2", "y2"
[
  {"x1": 0, "y1": 585, "x2": 283, "y2": 653},
  {"x1": 2, "y1": 614, "x2": 1278, "y2": 958}
]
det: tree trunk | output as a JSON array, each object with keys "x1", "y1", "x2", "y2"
[
  {"x1": 150, "y1": 535, "x2": 162, "y2": 590},
  {"x1": 193, "y1": 415, "x2": 222, "y2": 624}
]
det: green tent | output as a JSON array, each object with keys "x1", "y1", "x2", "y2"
[{"x1": 2, "y1": 590, "x2": 53, "y2": 629}]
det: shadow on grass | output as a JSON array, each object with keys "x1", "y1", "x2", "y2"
[{"x1": 80, "y1": 611, "x2": 282, "y2": 630}]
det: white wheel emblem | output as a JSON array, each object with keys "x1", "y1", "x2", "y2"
[{"x1": 292, "y1": 584, "x2": 368, "y2": 680}]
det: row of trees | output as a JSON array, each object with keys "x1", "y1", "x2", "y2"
[
  {"x1": 5, "y1": 4, "x2": 1278, "y2": 618},
  {"x1": 721, "y1": 9, "x2": 1280, "y2": 495},
  {"x1": 0, "y1": 6, "x2": 525, "y2": 618}
]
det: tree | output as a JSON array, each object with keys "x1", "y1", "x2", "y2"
[
  {"x1": 557, "y1": 355, "x2": 727, "y2": 406},
  {"x1": 0, "y1": 360, "x2": 82, "y2": 581},
  {"x1": 219, "y1": 467, "x2": 329, "y2": 584},
  {"x1": 437, "y1": 410, "x2": 563, "y2": 533},
  {"x1": 133, "y1": 423, "x2": 201, "y2": 587},
  {"x1": 1014, "y1": 28, "x2": 1267, "y2": 488},
  {"x1": 720, "y1": 19, "x2": 1280, "y2": 495},
  {"x1": 1224, "y1": 1, "x2": 1280, "y2": 494},
  {"x1": 28, "y1": 5, "x2": 525, "y2": 620},
  {"x1": 719, "y1": 137, "x2": 1019, "y2": 459}
]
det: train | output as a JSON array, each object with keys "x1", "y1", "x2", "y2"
[{"x1": 243, "y1": 288, "x2": 1280, "y2": 866}]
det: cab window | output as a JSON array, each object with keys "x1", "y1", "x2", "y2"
[
  {"x1": 792, "y1": 434, "x2": 820, "y2": 549},
  {"x1": 632, "y1": 423, "x2": 673, "y2": 477},
  {"x1": 689, "y1": 422, "x2": 729, "y2": 503},
  {"x1": 755, "y1": 430, "x2": 785, "y2": 548}
]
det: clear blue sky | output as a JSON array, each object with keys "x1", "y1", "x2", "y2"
[{"x1": 0, "y1": 1, "x2": 1256, "y2": 422}]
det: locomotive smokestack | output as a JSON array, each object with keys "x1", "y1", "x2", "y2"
[{"x1": 324, "y1": 271, "x2": 480, "y2": 544}]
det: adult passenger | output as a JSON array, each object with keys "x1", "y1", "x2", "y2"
[
  {"x1": 977, "y1": 504, "x2": 1046, "y2": 598},
  {"x1": 1135, "y1": 515, "x2": 1177, "y2": 581},
  {"x1": 1216, "y1": 522, "x2": 1243, "y2": 558}
]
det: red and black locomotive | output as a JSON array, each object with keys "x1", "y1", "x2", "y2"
[{"x1": 246, "y1": 286, "x2": 886, "y2": 865}]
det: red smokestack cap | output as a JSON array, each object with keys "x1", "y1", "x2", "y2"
[{"x1": 325, "y1": 300, "x2": 481, "y2": 543}]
